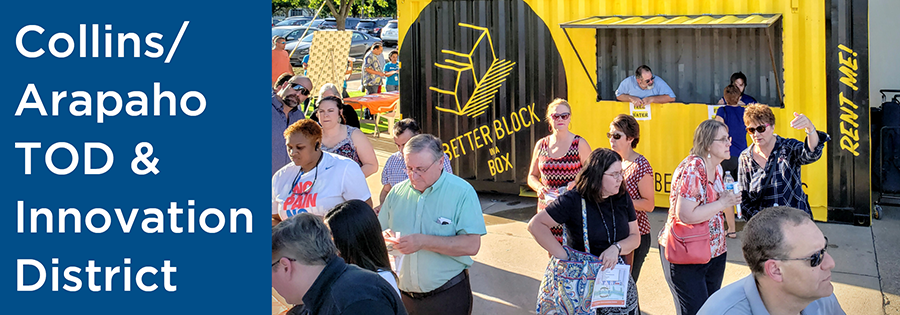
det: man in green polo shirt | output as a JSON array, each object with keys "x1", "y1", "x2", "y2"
[{"x1": 378, "y1": 134, "x2": 487, "y2": 315}]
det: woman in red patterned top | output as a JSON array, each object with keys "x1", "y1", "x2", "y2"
[
  {"x1": 658, "y1": 120, "x2": 741, "y2": 315},
  {"x1": 608, "y1": 114, "x2": 654, "y2": 283},
  {"x1": 527, "y1": 98, "x2": 591, "y2": 244}
]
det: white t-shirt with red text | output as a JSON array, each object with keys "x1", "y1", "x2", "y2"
[{"x1": 272, "y1": 152, "x2": 371, "y2": 217}]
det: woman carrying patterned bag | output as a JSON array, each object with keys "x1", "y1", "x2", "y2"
[
  {"x1": 529, "y1": 148, "x2": 640, "y2": 315},
  {"x1": 527, "y1": 98, "x2": 592, "y2": 244}
]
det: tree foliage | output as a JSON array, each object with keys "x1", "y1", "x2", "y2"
[
  {"x1": 273, "y1": 0, "x2": 396, "y2": 30},
  {"x1": 308, "y1": 0, "x2": 394, "y2": 30},
  {"x1": 272, "y1": 0, "x2": 309, "y2": 15}
]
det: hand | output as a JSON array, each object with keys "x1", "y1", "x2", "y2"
[
  {"x1": 599, "y1": 246, "x2": 619, "y2": 270},
  {"x1": 630, "y1": 96, "x2": 644, "y2": 106},
  {"x1": 566, "y1": 181, "x2": 576, "y2": 192},
  {"x1": 790, "y1": 112, "x2": 816, "y2": 133},
  {"x1": 719, "y1": 190, "x2": 741, "y2": 208},
  {"x1": 538, "y1": 186, "x2": 550, "y2": 199},
  {"x1": 394, "y1": 234, "x2": 425, "y2": 255}
]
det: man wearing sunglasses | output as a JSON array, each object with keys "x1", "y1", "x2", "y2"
[
  {"x1": 615, "y1": 65, "x2": 676, "y2": 105},
  {"x1": 273, "y1": 75, "x2": 314, "y2": 174},
  {"x1": 698, "y1": 206, "x2": 845, "y2": 315}
]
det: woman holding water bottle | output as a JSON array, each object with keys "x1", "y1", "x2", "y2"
[
  {"x1": 527, "y1": 98, "x2": 592, "y2": 244},
  {"x1": 737, "y1": 104, "x2": 830, "y2": 219},
  {"x1": 658, "y1": 120, "x2": 741, "y2": 315}
]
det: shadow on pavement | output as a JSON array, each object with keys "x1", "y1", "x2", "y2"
[{"x1": 470, "y1": 262, "x2": 540, "y2": 315}]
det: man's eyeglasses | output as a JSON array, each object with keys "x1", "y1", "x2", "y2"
[
  {"x1": 406, "y1": 157, "x2": 441, "y2": 177},
  {"x1": 746, "y1": 124, "x2": 770, "y2": 134},
  {"x1": 774, "y1": 236, "x2": 829, "y2": 268},
  {"x1": 290, "y1": 83, "x2": 311, "y2": 96},
  {"x1": 279, "y1": 41, "x2": 286, "y2": 44},
  {"x1": 643, "y1": 76, "x2": 656, "y2": 84},
  {"x1": 607, "y1": 132, "x2": 623, "y2": 140},
  {"x1": 550, "y1": 113, "x2": 570, "y2": 121},
  {"x1": 272, "y1": 257, "x2": 297, "y2": 268}
]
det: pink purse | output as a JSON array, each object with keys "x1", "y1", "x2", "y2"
[{"x1": 664, "y1": 160, "x2": 716, "y2": 264}]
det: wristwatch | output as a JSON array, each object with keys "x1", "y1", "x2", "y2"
[{"x1": 613, "y1": 242, "x2": 622, "y2": 255}]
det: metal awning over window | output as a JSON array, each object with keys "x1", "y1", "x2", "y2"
[
  {"x1": 561, "y1": 14, "x2": 781, "y2": 29},
  {"x1": 560, "y1": 14, "x2": 784, "y2": 105}
]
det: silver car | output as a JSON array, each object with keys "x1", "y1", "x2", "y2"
[
  {"x1": 380, "y1": 20, "x2": 398, "y2": 46},
  {"x1": 284, "y1": 30, "x2": 382, "y2": 67},
  {"x1": 272, "y1": 26, "x2": 319, "y2": 42}
]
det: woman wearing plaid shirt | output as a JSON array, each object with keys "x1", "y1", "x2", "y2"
[{"x1": 737, "y1": 104, "x2": 830, "y2": 219}]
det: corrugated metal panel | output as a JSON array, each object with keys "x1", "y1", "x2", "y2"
[
  {"x1": 523, "y1": 0, "x2": 829, "y2": 221},
  {"x1": 561, "y1": 14, "x2": 781, "y2": 29},
  {"x1": 400, "y1": 0, "x2": 831, "y2": 221},
  {"x1": 397, "y1": 0, "x2": 567, "y2": 193},
  {"x1": 593, "y1": 24, "x2": 784, "y2": 105}
]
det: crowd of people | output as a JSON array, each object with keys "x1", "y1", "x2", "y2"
[{"x1": 268, "y1": 60, "x2": 841, "y2": 315}]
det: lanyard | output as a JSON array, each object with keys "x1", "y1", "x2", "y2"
[{"x1": 595, "y1": 199, "x2": 617, "y2": 246}]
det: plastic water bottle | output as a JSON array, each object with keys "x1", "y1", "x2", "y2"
[{"x1": 724, "y1": 171, "x2": 742, "y2": 219}]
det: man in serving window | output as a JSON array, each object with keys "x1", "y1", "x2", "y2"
[{"x1": 615, "y1": 65, "x2": 676, "y2": 105}]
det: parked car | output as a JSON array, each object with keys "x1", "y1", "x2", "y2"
[
  {"x1": 272, "y1": 16, "x2": 286, "y2": 26},
  {"x1": 284, "y1": 30, "x2": 382, "y2": 67},
  {"x1": 373, "y1": 18, "x2": 392, "y2": 37},
  {"x1": 298, "y1": 19, "x2": 326, "y2": 29},
  {"x1": 274, "y1": 16, "x2": 312, "y2": 26},
  {"x1": 380, "y1": 20, "x2": 398, "y2": 46},
  {"x1": 320, "y1": 18, "x2": 361, "y2": 30},
  {"x1": 355, "y1": 19, "x2": 379, "y2": 37},
  {"x1": 272, "y1": 26, "x2": 320, "y2": 42}
]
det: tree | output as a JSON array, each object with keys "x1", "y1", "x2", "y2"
[
  {"x1": 308, "y1": 0, "x2": 393, "y2": 30},
  {"x1": 272, "y1": 0, "x2": 308, "y2": 16}
]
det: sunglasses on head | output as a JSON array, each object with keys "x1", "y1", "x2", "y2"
[
  {"x1": 607, "y1": 132, "x2": 623, "y2": 140},
  {"x1": 290, "y1": 83, "x2": 310, "y2": 96},
  {"x1": 550, "y1": 113, "x2": 570, "y2": 120},
  {"x1": 775, "y1": 236, "x2": 829, "y2": 267},
  {"x1": 746, "y1": 124, "x2": 770, "y2": 134}
]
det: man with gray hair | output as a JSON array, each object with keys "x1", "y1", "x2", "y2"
[
  {"x1": 273, "y1": 213, "x2": 407, "y2": 315},
  {"x1": 698, "y1": 206, "x2": 845, "y2": 315},
  {"x1": 378, "y1": 134, "x2": 486, "y2": 315}
]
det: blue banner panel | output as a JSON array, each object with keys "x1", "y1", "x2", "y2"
[{"x1": 1, "y1": 1, "x2": 270, "y2": 313}]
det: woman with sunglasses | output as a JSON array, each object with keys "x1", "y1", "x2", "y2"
[
  {"x1": 528, "y1": 148, "x2": 640, "y2": 315},
  {"x1": 527, "y1": 98, "x2": 591, "y2": 244},
  {"x1": 658, "y1": 119, "x2": 741, "y2": 315},
  {"x1": 737, "y1": 104, "x2": 829, "y2": 220},
  {"x1": 272, "y1": 119, "x2": 372, "y2": 225},
  {"x1": 607, "y1": 114, "x2": 654, "y2": 283},
  {"x1": 317, "y1": 95, "x2": 379, "y2": 178}
]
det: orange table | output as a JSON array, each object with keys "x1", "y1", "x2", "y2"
[{"x1": 343, "y1": 91, "x2": 399, "y2": 115}]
